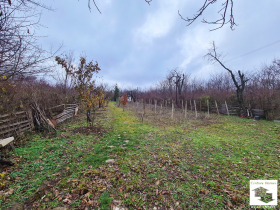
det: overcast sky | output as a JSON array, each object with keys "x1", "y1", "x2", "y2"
[{"x1": 39, "y1": 0, "x2": 280, "y2": 89}]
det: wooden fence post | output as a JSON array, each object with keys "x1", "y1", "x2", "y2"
[
  {"x1": 207, "y1": 99, "x2": 210, "y2": 117},
  {"x1": 194, "y1": 100, "x2": 198, "y2": 118},
  {"x1": 248, "y1": 103, "x2": 252, "y2": 117},
  {"x1": 185, "y1": 101, "x2": 187, "y2": 119},
  {"x1": 225, "y1": 101, "x2": 230, "y2": 116},
  {"x1": 171, "y1": 102, "x2": 174, "y2": 120},
  {"x1": 27, "y1": 109, "x2": 34, "y2": 129},
  {"x1": 215, "y1": 100, "x2": 220, "y2": 115}
]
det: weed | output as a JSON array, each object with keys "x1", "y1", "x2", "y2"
[{"x1": 98, "y1": 191, "x2": 113, "y2": 209}]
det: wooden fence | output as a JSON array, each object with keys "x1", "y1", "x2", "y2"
[
  {"x1": 53, "y1": 104, "x2": 78, "y2": 124},
  {"x1": 0, "y1": 104, "x2": 78, "y2": 140},
  {"x1": 140, "y1": 99, "x2": 267, "y2": 118},
  {"x1": 0, "y1": 111, "x2": 33, "y2": 139}
]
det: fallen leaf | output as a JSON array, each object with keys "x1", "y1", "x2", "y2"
[
  {"x1": 54, "y1": 190, "x2": 59, "y2": 197},
  {"x1": 88, "y1": 200, "x2": 94, "y2": 205},
  {"x1": 4, "y1": 189, "x2": 14, "y2": 195},
  {"x1": 231, "y1": 196, "x2": 237, "y2": 201},
  {"x1": 227, "y1": 201, "x2": 233, "y2": 207},
  {"x1": 63, "y1": 198, "x2": 71, "y2": 204},
  {"x1": 106, "y1": 159, "x2": 115, "y2": 164}
]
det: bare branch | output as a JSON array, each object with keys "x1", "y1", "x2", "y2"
[
  {"x1": 179, "y1": 0, "x2": 214, "y2": 27},
  {"x1": 88, "y1": 0, "x2": 101, "y2": 14},
  {"x1": 144, "y1": 0, "x2": 152, "y2": 5},
  {"x1": 179, "y1": 0, "x2": 237, "y2": 31},
  {"x1": 206, "y1": 42, "x2": 233, "y2": 74}
]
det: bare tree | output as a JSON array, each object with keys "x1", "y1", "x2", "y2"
[
  {"x1": 165, "y1": 69, "x2": 186, "y2": 106},
  {"x1": 206, "y1": 42, "x2": 248, "y2": 115},
  {"x1": 0, "y1": 0, "x2": 56, "y2": 80}
]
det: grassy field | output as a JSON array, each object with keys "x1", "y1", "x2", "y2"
[{"x1": 0, "y1": 102, "x2": 279, "y2": 209}]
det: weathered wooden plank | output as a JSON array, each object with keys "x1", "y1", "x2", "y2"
[
  {"x1": 75, "y1": 107, "x2": 78, "y2": 116},
  {"x1": 64, "y1": 108, "x2": 76, "y2": 112},
  {"x1": 0, "y1": 112, "x2": 29, "y2": 123},
  {"x1": 54, "y1": 110, "x2": 69, "y2": 118},
  {"x1": 57, "y1": 115, "x2": 72, "y2": 121},
  {"x1": 58, "y1": 113, "x2": 73, "y2": 119},
  {"x1": 27, "y1": 110, "x2": 34, "y2": 129},
  {"x1": 56, "y1": 113, "x2": 74, "y2": 123},
  {"x1": 49, "y1": 104, "x2": 65, "y2": 110},
  {"x1": 17, "y1": 123, "x2": 32, "y2": 132},
  {"x1": 0, "y1": 127, "x2": 31, "y2": 138},
  {"x1": 57, "y1": 112, "x2": 73, "y2": 118},
  {"x1": 65, "y1": 104, "x2": 78, "y2": 107},
  {"x1": 0, "y1": 119, "x2": 30, "y2": 130},
  {"x1": 0, "y1": 115, "x2": 28, "y2": 124},
  {"x1": 54, "y1": 110, "x2": 74, "y2": 120},
  {"x1": 0, "y1": 123, "x2": 31, "y2": 134},
  {"x1": 0, "y1": 122, "x2": 31, "y2": 136},
  {"x1": 0, "y1": 111, "x2": 27, "y2": 119},
  {"x1": 0, "y1": 128, "x2": 31, "y2": 139},
  {"x1": 0, "y1": 126, "x2": 31, "y2": 138},
  {"x1": 0, "y1": 137, "x2": 15, "y2": 147}
]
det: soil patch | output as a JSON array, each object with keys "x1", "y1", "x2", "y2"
[{"x1": 72, "y1": 125, "x2": 107, "y2": 136}]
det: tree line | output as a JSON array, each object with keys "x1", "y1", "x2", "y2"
[{"x1": 121, "y1": 58, "x2": 280, "y2": 120}]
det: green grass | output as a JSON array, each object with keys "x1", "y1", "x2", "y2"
[
  {"x1": 99, "y1": 191, "x2": 113, "y2": 209},
  {"x1": 1, "y1": 102, "x2": 279, "y2": 209}
]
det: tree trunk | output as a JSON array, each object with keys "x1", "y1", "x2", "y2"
[
  {"x1": 87, "y1": 110, "x2": 92, "y2": 126},
  {"x1": 237, "y1": 89, "x2": 246, "y2": 116}
]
